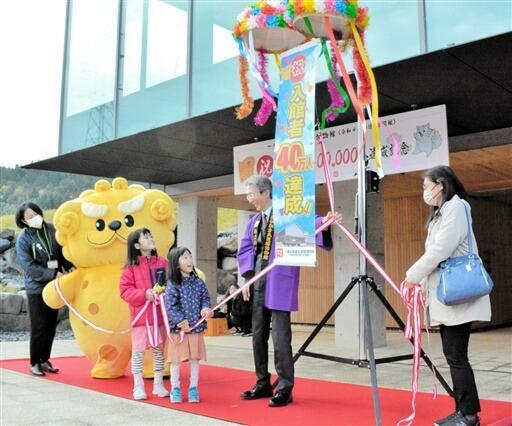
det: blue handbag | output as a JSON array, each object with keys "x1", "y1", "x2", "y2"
[{"x1": 437, "y1": 202, "x2": 493, "y2": 306}]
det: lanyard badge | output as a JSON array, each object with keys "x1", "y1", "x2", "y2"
[{"x1": 34, "y1": 226, "x2": 58, "y2": 269}]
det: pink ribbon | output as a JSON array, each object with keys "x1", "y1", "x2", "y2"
[
  {"x1": 188, "y1": 217, "x2": 337, "y2": 332},
  {"x1": 55, "y1": 279, "x2": 183, "y2": 344},
  {"x1": 258, "y1": 82, "x2": 277, "y2": 111},
  {"x1": 129, "y1": 297, "x2": 165, "y2": 344},
  {"x1": 131, "y1": 294, "x2": 184, "y2": 347},
  {"x1": 158, "y1": 293, "x2": 185, "y2": 344},
  {"x1": 335, "y1": 221, "x2": 401, "y2": 295},
  {"x1": 54, "y1": 278, "x2": 129, "y2": 334},
  {"x1": 188, "y1": 262, "x2": 277, "y2": 332},
  {"x1": 145, "y1": 297, "x2": 162, "y2": 348},
  {"x1": 317, "y1": 137, "x2": 402, "y2": 295},
  {"x1": 317, "y1": 134, "x2": 435, "y2": 424},
  {"x1": 318, "y1": 138, "x2": 336, "y2": 213},
  {"x1": 397, "y1": 283, "x2": 428, "y2": 426}
]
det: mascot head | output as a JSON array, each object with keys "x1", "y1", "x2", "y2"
[{"x1": 54, "y1": 177, "x2": 177, "y2": 267}]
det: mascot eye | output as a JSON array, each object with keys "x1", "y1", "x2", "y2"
[
  {"x1": 124, "y1": 215, "x2": 134, "y2": 227},
  {"x1": 95, "y1": 219, "x2": 105, "y2": 231}
]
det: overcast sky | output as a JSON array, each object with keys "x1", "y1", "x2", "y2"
[{"x1": 1, "y1": 0, "x2": 66, "y2": 167}]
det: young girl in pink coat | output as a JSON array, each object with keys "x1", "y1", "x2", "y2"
[{"x1": 120, "y1": 228, "x2": 169, "y2": 400}]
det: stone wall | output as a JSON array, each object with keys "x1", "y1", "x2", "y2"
[{"x1": 216, "y1": 226, "x2": 238, "y2": 298}]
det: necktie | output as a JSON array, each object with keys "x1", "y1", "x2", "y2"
[{"x1": 262, "y1": 213, "x2": 268, "y2": 235}]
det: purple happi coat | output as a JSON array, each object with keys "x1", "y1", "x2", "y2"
[{"x1": 237, "y1": 213, "x2": 332, "y2": 312}]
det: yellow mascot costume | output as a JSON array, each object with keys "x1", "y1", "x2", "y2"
[{"x1": 43, "y1": 177, "x2": 176, "y2": 378}]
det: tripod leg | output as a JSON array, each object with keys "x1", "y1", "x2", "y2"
[
  {"x1": 368, "y1": 280, "x2": 454, "y2": 397},
  {"x1": 293, "y1": 277, "x2": 359, "y2": 363},
  {"x1": 362, "y1": 279, "x2": 382, "y2": 426}
]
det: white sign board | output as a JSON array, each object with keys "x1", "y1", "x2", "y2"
[{"x1": 234, "y1": 105, "x2": 449, "y2": 194}]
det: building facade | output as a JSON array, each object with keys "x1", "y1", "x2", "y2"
[
  {"x1": 59, "y1": 0, "x2": 512, "y2": 154},
  {"x1": 29, "y1": 1, "x2": 512, "y2": 343}
]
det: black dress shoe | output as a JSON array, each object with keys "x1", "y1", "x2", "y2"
[
  {"x1": 30, "y1": 363, "x2": 46, "y2": 376},
  {"x1": 41, "y1": 361, "x2": 59, "y2": 373},
  {"x1": 269, "y1": 391, "x2": 292, "y2": 407},
  {"x1": 435, "y1": 411, "x2": 480, "y2": 426},
  {"x1": 240, "y1": 384, "x2": 273, "y2": 400},
  {"x1": 434, "y1": 411, "x2": 459, "y2": 426}
]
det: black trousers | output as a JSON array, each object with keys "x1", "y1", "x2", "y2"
[
  {"x1": 440, "y1": 322, "x2": 481, "y2": 415},
  {"x1": 230, "y1": 313, "x2": 252, "y2": 333},
  {"x1": 27, "y1": 293, "x2": 58, "y2": 366},
  {"x1": 251, "y1": 276, "x2": 294, "y2": 393}
]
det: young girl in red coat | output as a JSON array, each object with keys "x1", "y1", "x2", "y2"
[{"x1": 120, "y1": 228, "x2": 169, "y2": 400}]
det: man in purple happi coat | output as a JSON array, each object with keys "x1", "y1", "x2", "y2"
[{"x1": 237, "y1": 175, "x2": 339, "y2": 407}]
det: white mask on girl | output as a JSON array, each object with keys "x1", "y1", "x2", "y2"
[
  {"x1": 26, "y1": 214, "x2": 44, "y2": 229},
  {"x1": 423, "y1": 186, "x2": 441, "y2": 206}
]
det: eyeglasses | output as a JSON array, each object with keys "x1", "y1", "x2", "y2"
[{"x1": 246, "y1": 191, "x2": 260, "y2": 200}]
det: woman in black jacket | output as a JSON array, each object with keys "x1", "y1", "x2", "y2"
[{"x1": 15, "y1": 203, "x2": 74, "y2": 376}]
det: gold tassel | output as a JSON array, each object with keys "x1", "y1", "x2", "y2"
[{"x1": 235, "y1": 55, "x2": 254, "y2": 120}]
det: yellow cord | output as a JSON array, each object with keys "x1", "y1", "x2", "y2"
[{"x1": 350, "y1": 22, "x2": 382, "y2": 174}]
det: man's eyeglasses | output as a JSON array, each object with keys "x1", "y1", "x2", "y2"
[{"x1": 246, "y1": 191, "x2": 260, "y2": 200}]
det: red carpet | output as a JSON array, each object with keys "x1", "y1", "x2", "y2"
[{"x1": 1, "y1": 356, "x2": 510, "y2": 425}]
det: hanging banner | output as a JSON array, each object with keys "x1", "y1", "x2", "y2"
[
  {"x1": 272, "y1": 40, "x2": 320, "y2": 268},
  {"x1": 234, "y1": 105, "x2": 449, "y2": 194}
]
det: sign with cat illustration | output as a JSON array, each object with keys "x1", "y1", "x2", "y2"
[
  {"x1": 413, "y1": 123, "x2": 442, "y2": 157},
  {"x1": 233, "y1": 105, "x2": 449, "y2": 194}
]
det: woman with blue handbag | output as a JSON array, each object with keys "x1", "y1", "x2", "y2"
[{"x1": 404, "y1": 166, "x2": 491, "y2": 426}]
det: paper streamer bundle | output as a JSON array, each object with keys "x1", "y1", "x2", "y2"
[
  {"x1": 291, "y1": 0, "x2": 383, "y2": 174},
  {"x1": 233, "y1": 1, "x2": 310, "y2": 126}
]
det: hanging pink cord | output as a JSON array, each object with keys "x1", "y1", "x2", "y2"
[
  {"x1": 397, "y1": 283, "x2": 430, "y2": 426},
  {"x1": 158, "y1": 293, "x2": 184, "y2": 344},
  {"x1": 55, "y1": 278, "x2": 129, "y2": 334},
  {"x1": 188, "y1": 217, "x2": 337, "y2": 332},
  {"x1": 318, "y1": 132, "x2": 435, "y2": 424},
  {"x1": 317, "y1": 138, "x2": 336, "y2": 214},
  {"x1": 55, "y1": 278, "x2": 184, "y2": 343}
]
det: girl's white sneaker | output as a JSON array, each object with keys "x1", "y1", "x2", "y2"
[
  {"x1": 133, "y1": 384, "x2": 148, "y2": 400},
  {"x1": 132, "y1": 373, "x2": 147, "y2": 400},
  {"x1": 152, "y1": 382, "x2": 169, "y2": 397}
]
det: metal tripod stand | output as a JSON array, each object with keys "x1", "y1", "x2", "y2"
[{"x1": 293, "y1": 119, "x2": 453, "y2": 425}]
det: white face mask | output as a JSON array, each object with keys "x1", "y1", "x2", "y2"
[
  {"x1": 26, "y1": 214, "x2": 43, "y2": 229},
  {"x1": 423, "y1": 186, "x2": 441, "y2": 206}
]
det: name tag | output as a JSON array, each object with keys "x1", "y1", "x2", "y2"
[{"x1": 47, "y1": 260, "x2": 59, "y2": 269}]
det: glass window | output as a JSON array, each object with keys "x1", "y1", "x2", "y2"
[
  {"x1": 61, "y1": 0, "x2": 118, "y2": 153},
  {"x1": 191, "y1": 1, "x2": 256, "y2": 116},
  {"x1": 117, "y1": 0, "x2": 189, "y2": 138},
  {"x1": 314, "y1": 1, "x2": 419, "y2": 96},
  {"x1": 426, "y1": 0, "x2": 511, "y2": 51},
  {"x1": 147, "y1": 0, "x2": 187, "y2": 87},
  {"x1": 313, "y1": 1, "x2": 421, "y2": 84},
  {"x1": 365, "y1": 0, "x2": 421, "y2": 66},
  {"x1": 123, "y1": 0, "x2": 144, "y2": 97},
  {"x1": 190, "y1": 1, "x2": 421, "y2": 117}
]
